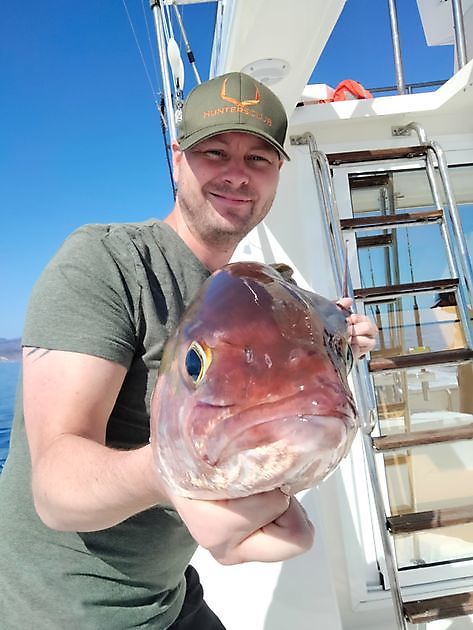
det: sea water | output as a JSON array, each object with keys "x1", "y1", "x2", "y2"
[{"x1": 0, "y1": 362, "x2": 20, "y2": 472}]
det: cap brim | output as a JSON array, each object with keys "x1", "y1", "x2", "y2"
[{"x1": 178, "y1": 124, "x2": 290, "y2": 161}]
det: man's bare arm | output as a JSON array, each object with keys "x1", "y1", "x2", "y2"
[{"x1": 23, "y1": 348, "x2": 168, "y2": 531}]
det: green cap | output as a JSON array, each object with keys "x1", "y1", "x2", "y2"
[{"x1": 177, "y1": 72, "x2": 290, "y2": 160}]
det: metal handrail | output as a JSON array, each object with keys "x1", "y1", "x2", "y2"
[
  {"x1": 368, "y1": 80, "x2": 447, "y2": 95},
  {"x1": 387, "y1": 0, "x2": 468, "y2": 94},
  {"x1": 393, "y1": 123, "x2": 457, "y2": 278},
  {"x1": 290, "y1": 126, "x2": 473, "y2": 628},
  {"x1": 292, "y1": 131, "x2": 407, "y2": 629},
  {"x1": 394, "y1": 122, "x2": 473, "y2": 350},
  {"x1": 452, "y1": 0, "x2": 468, "y2": 69},
  {"x1": 299, "y1": 134, "x2": 379, "y2": 429},
  {"x1": 387, "y1": 0, "x2": 406, "y2": 95}
]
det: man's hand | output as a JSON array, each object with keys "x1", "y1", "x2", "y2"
[
  {"x1": 171, "y1": 490, "x2": 314, "y2": 565},
  {"x1": 336, "y1": 297, "x2": 378, "y2": 360}
]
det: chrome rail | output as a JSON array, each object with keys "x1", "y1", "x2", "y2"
[
  {"x1": 368, "y1": 80, "x2": 447, "y2": 95},
  {"x1": 387, "y1": 0, "x2": 406, "y2": 95},
  {"x1": 387, "y1": 0, "x2": 468, "y2": 95},
  {"x1": 290, "y1": 132, "x2": 378, "y2": 430},
  {"x1": 452, "y1": 0, "x2": 468, "y2": 69},
  {"x1": 290, "y1": 131, "x2": 408, "y2": 629},
  {"x1": 393, "y1": 122, "x2": 473, "y2": 350}
]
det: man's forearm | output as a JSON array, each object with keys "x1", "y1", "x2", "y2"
[{"x1": 32, "y1": 436, "x2": 168, "y2": 531}]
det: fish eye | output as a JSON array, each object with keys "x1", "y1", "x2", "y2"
[{"x1": 185, "y1": 341, "x2": 212, "y2": 385}]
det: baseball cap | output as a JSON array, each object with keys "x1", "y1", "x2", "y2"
[{"x1": 177, "y1": 72, "x2": 290, "y2": 160}]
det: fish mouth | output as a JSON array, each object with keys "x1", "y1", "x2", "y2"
[{"x1": 190, "y1": 391, "x2": 356, "y2": 467}]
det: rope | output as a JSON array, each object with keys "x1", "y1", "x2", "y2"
[
  {"x1": 159, "y1": 95, "x2": 176, "y2": 200},
  {"x1": 121, "y1": 0, "x2": 158, "y2": 106},
  {"x1": 141, "y1": 0, "x2": 161, "y2": 88},
  {"x1": 122, "y1": 0, "x2": 176, "y2": 197}
]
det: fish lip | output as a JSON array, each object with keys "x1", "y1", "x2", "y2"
[
  {"x1": 189, "y1": 390, "x2": 356, "y2": 466},
  {"x1": 207, "y1": 413, "x2": 352, "y2": 469}
]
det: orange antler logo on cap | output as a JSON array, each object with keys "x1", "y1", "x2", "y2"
[{"x1": 220, "y1": 77, "x2": 260, "y2": 107}]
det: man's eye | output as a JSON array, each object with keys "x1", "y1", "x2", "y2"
[
  {"x1": 248, "y1": 154, "x2": 272, "y2": 164},
  {"x1": 205, "y1": 149, "x2": 225, "y2": 159}
]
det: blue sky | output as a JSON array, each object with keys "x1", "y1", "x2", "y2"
[{"x1": 1, "y1": 1, "x2": 454, "y2": 339}]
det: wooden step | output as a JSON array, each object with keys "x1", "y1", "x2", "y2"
[
  {"x1": 340, "y1": 209, "x2": 443, "y2": 231},
  {"x1": 349, "y1": 173, "x2": 391, "y2": 189},
  {"x1": 373, "y1": 423, "x2": 473, "y2": 451},
  {"x1": 387, "y1": 505, "x2": 473, "y2": 534},
  {"x1": 354, "y1": 278, "x2": 458, "y2": 303},
  {"x1": 403, "y1": 591, "x2": 473, "y2": 623},
  {"x1": 327, "y1": 145, "x2": 428, "y2": 165},
  {"x1": 356, "y1": 234, "x2": 393, "y2": 248},
  {"x1": 369, "y1": 348, "x2": 473, "y2": 372}
]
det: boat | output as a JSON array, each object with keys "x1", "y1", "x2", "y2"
[{"x1": 149, "y1": 0, "x2": 473, "y2": 628}]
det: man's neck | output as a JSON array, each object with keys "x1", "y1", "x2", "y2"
[{"x1": 164, "y1": 210, "x2": 235, "y2": 272}]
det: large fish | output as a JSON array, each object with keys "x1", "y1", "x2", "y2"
[{"x1": 150, "y1": 261, "x2": 357, "y2": 499}]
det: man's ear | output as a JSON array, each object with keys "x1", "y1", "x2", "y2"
[{"x1": 171, "y1": 141, "x2": 182, "y2": 183}]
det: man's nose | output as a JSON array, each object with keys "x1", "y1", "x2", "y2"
[{"x1": 221, "y1": 158, "x2": 250, "y2": 187}]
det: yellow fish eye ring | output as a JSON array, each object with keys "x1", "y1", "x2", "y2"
[{"x1": 185, "y1": 341, "x2": 212, "y2": 385}]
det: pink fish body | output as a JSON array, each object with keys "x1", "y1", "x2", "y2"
[{"x1": 150, "y1": 262, "x2": 357, "y2": 499}]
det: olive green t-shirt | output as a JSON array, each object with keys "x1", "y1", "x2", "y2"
[{"x1": 0, "y1": 221, "x2": 210, "y2": 629}]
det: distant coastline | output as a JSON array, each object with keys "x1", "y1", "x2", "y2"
[{"x1": 0, "y1": 338, "x2": 21, "y2": 363}]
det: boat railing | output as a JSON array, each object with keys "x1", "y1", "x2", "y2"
[
  {"x1": 368, "y1": 80, "x2": 447, "y2": 96},
  {"x1": 388, "y1": 0, "x2": 467, "y2": 95}
]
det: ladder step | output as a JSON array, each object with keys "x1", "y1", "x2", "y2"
[
  {"x1": 327, "y1": 146, "x2": 428, "y2": 165},
  {"x1": 349, "y1": 173, "x2": 391, "y2": 189},
  {"x1": 369, "y1": 348, "x2": 473, "y2": 372},
  {"x1": 340, "y1": 209, "x2": 444, "y2": 231},
  {"x1": 354, "y1": 278, "x2": 459, "y2": 302},
  {"x1": 356, "y1": 234, "x2": 393, "y2": 248},
  {"x1": 403, "y1": 591, "x2": 473, "y2": 623},
  {"x1": 373, "y1": 423, "x2": 473, "y2": 451},
  {"x1": 388, "y1": 505, "x2": 473, "y2": 534}
]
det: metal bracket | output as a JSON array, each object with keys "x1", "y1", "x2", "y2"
[
  {"x1": 391, "y1": 125, "x2": 412, "y2": 137},
  {"x1": 289, "y1": 134, "x2": 310, "y2": 146}
]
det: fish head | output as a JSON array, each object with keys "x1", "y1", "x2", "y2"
[{"x1": 150, "y1": 261, "x2": 357, "y2": 499}]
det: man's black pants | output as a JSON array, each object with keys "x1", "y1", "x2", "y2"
[{"x1": 168, "y1": 565, "x2": 226, "y2": 629}]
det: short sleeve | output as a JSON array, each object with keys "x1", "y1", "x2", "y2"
[{"x1": 22, "y1": 225, "x2": 140, "y2": 368}]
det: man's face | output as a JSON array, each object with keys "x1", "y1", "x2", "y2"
[{"x1": 172, "y1": 132, "x2": 283, "y2": 249}]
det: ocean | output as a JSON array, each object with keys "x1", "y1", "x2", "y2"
[{"x1": 0, "y1": 362, "x2": 20, "y2": 472}]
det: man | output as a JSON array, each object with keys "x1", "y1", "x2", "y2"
[{"x1": 0, "y1": 72, "x2": 377, "y2": 629}]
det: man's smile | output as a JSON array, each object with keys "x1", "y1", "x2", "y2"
[{"x1": 208, "y1": 190, "x2": 253, "y2": 208}]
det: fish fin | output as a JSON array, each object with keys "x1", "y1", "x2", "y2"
[{"x1": 270, "y1": 262, "x2": 295, "y2": 282}]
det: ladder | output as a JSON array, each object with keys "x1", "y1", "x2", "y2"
[{"x1": 291, "y1": 126, "x2": 473, "y2": 628}]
